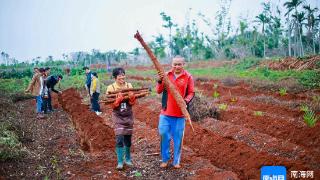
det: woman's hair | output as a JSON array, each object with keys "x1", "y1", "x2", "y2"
[
  {"x1": 112, "y1": 67, "x2": 125, "y2": 78},
  {"x1": 92, "y1": 72, "x2": 98, "y2": 78}
]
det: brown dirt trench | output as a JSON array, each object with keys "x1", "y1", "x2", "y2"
[{"x1": 58, "y1": 88, "x2": 319, "y2": 179}]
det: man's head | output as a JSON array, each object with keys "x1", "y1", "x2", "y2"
[
  {"x1": 171, "y1": 56, "x2": 185, "y2": 74},
  {"x1": 83, "y1": 67, "x2": 90, "y2": 74},
  {"x1": 91, "y1": 72, "x2": 98, "y2": 79},
  {"x1": 57, "y1": 75, "x2": 63, "y2": 81},
  {"x1": 112, "y1": 67, "x2": 126, "y2": 84},
  {"x1": 38, "y1": 68, "x2": 45, "y2": 75},
  {"x1": 45, "y1": 67, "x2": 51, "y2": 76},
  {"x1": 33, "y1": 67, "x2": 39, "y2": 74}
]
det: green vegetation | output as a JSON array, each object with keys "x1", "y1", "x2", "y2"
[
  {"x1": 303, "y1": 110, "x2": 319, "y2": 127},
  {"x1": 279, "y1": 88, "x2": 287, "y2": 96},
  {"x1": 253, "y1": 111, "x2": 264, "y2": 116},
  {"x1": 0, "y1": 78, "x2": 30, "y2": 94},
  {"x1": 300, "y1": 105, "x2": 319, "y2": 127},
  {"x1": 300, "y1": 104, "x2": 309, "y2": 112},
  {"x1": 212, "y1": 91, "x2": 220, "y2": 99},
  {"x1": 218, "y1": 103, "x2": 228, "y2": 111},
  {"x1": 187, "y1": 57, "x2": 320, "y2": 88},
  {"x1": 0, "y1": 122, "x2": 24, "y2": 161}
]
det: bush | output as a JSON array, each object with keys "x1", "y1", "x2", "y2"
[
  {"x1": 0, "y1": 68, "x2": 33, "y2": 79},
  {"x1": 298, "y1": 71, "x2": 320, "y2": 88},
  {"x1": 0, "y1": 122, "x2": 24, "y2": 161},
  {"x1": 70, "y1": 67, "x2": 85, "y2": 76},
  {"x1": 235, "y1": 57, "x2": 261, "y2": 70},
  {"x1": 0, "y1": 78, "x2": 30, "y2": 93}
]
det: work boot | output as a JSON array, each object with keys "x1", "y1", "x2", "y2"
[
  {"x1": 124, "y1": 146, "x2": 133, "y2": 166},
  {"x1": 115, "y1": 147, "x2": 124, "y2": 170}
]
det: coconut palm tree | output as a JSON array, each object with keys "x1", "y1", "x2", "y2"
[
  {"x1": 1, "y1": 52, "x2": 5, "y2": 65},
  {"x1": 255, "y1": 13, "x2": 270, "y2": 57},
  {"x1": 292, "y1": 12, "x2": 306, "y2": 56},
  {"x1": 303, "y1": 5, "x2": 318, "y2": 54},
  {"x1": 284, "y1": 0, "x2": 304, "y2": 56}
]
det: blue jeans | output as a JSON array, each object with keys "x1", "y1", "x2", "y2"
[
  {"x1": 158, "y1": 115, "x2": 185, "y2": 165},
  {"x1": 36, "y1": 96, "x2": 42, "y2": 113}
]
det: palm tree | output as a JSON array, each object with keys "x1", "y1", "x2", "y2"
[
  {"x1": 292, "y1": 12, "x2": 306, "y2": 56},
  {"x1": 317, "y1": 14, "x2": 320, "y2": 54},
  {"x1": 255, "y1": 13, "x2": 270, "y2": 57},
  {"x1": 284, "y1": 0, "x2": 304, "y2": 56},
  {"x1": 1, "y1": 52, "x2": 5, "y2": 65},
  {"x1": 303, "y1": 5, "x2": 318, "y2": 54},
  {"x1": 4, "y1": 53, "x2": 9, "y2": 66}
]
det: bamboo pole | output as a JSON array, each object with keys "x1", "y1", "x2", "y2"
[{"x1": 134, "y1": 31, "x2": 194, "y2": 132}]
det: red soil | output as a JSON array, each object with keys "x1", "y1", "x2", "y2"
[
  {"x1": 133, "y1": 100, "x2": 314, "y2": 179},
  {"x1": 47, "y1": 77, "x2": 319, "y2": 179},
  {"x1": 59, "y1": 88, "x2": 115, "y2": 152}
]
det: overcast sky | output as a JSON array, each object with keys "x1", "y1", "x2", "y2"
[{"x1": 0, "y1": 0, "x2": 319, "y2": 61}]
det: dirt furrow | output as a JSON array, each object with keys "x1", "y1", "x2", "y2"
[
  {"x1": 59, "y1": 88, "x2": 115, "y2": 152},
  {"x1": 199, "y1": 118, "x2": 320, "y2": 170},
  {"x1": 219, "y1": 108, "x2": 320, "y2": 150},
  {"x1": 134, "y1": 100, "x2": 313, "y2": 179}
]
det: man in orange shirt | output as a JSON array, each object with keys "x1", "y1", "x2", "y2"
[{"x1": 156, "y1": 56, "x2": 194, "y2": 169}]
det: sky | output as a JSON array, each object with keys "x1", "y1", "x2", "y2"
[{"x1": 0, "y1": 0, "x2": 319, "y2": 61}]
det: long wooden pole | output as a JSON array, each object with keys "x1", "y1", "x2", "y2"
[{"x1": 134, "y1": 31, "x2": 194, "y2": 132}]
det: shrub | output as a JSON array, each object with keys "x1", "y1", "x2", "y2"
[
  {"x1": 212, "y1": 91, "x2": 220, "y2": 99},
  {"x1": 298, "y1": 70, "x2": 320, "y2": 88},
  {"x1": 0, "y1": 122, "x2": 24, "y2": 161},
  {"x1": 303, "y1": 110, "x2": 319, "y2": 127},
  {"x1": 253, "y1": 111, "x2": 264, "y2": 116},
  {"x1": 218, "y1": 103, "x2": 228, "y2": 111},
  {"x1": 279, "y1": 88, "x2": 287, "y2": 96},
  {"x1": 235, "y1": 57, "x2": 261, "y2": 70}
]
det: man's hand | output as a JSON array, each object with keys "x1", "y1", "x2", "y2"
[{"x1": 157, "y1": 71, "x2": 164, "y2": 83}]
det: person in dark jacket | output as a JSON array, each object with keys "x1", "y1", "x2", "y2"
[
  {"x1": 44, "y1": 75, "x2": 63, "y2": 113},
  {"x1": 83, "y1": 67, "x2": 92, "y2": 95},
  {"x1": 83, "y1": 67, "x2": 93, "y2": 110}
]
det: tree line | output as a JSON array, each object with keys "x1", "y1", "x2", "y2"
[{"x1": 1, "y1": 0, "x2": 319, "y2": 67}]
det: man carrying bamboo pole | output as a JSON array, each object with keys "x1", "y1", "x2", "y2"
[{"x1": 156, "y1": 56, "x2": 195, "y2": 169}]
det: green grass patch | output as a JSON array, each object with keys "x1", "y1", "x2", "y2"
[
  {"x1": 0, "y1": 122, "x2": 24, "y2": 161},
  {"x1": 0, "y1": 77, "x2": 30, "y2": 94}
]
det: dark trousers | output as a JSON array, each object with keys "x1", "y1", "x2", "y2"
[
  {"x1": 91, "y1": 92, "x2": 100, "y2": 112},
  {"x1": 116, "y1": 135, "x2": 132, "y2": 147},
  {"x1": 42, "y1": 97, "x2": 49, "y2": 114},
  {"x1": 47, "y1": 90, "x2": 52, "y2": 111}
]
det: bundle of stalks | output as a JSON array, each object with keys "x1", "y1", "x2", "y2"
[
  {"x1": 107, "y1": 87, "x2": 149, "y2": 94},
  {"x1": 101, "y1": 88, "x2": 150, "y2": 104}
]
